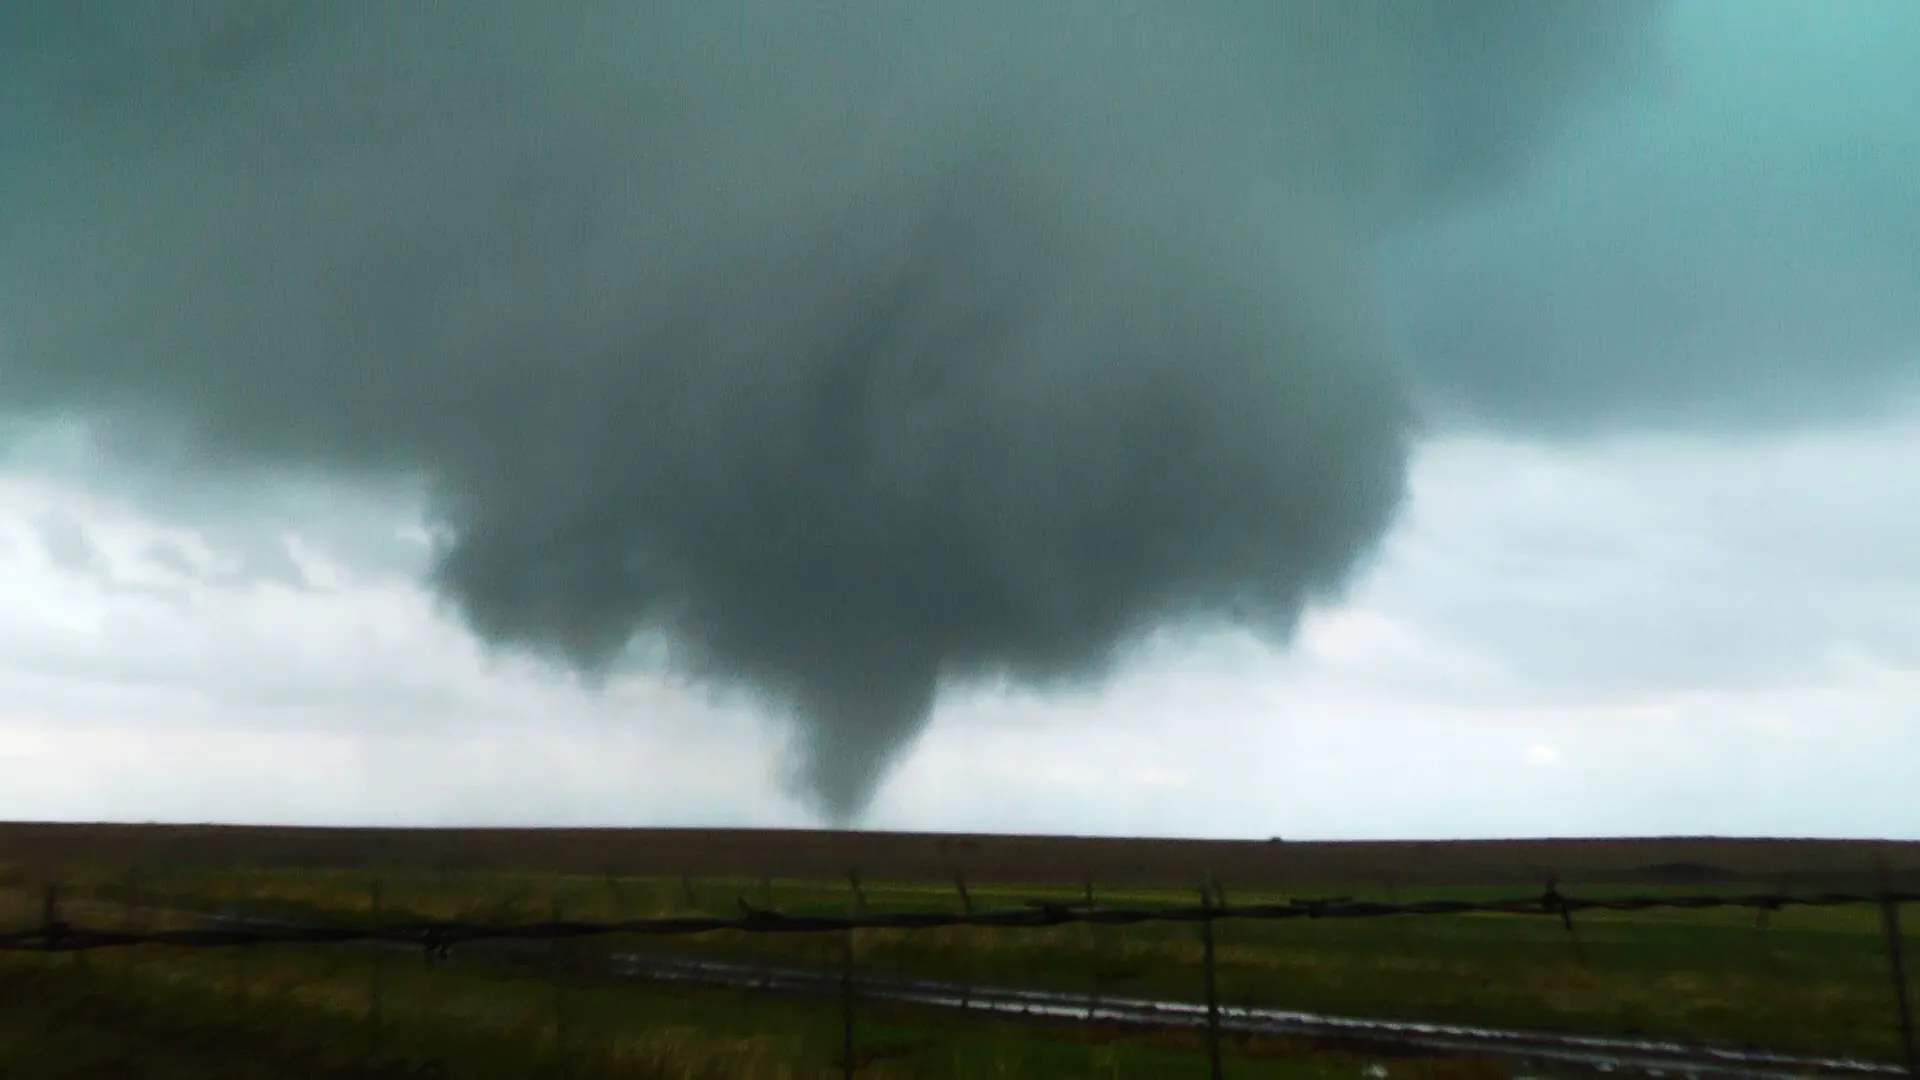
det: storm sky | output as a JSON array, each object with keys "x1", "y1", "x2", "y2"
[{"x1": 0, "y1": 0, "x2": 1915, "y2": 836}]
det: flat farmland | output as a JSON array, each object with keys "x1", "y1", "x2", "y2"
[
  {"x1": 2, "y1": 822, "x2": 1915, "y2": 886},
  {"x1": 1, "y1": 824, "x2": 1916, "y2": 1079}
]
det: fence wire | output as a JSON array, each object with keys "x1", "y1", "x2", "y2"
[
  {"x1": 4, "y1": 883, "x2": 1916, "y2": 1078},
  {"x1": 4, "y1": 887, "x2": 1915, "y2": 956}
]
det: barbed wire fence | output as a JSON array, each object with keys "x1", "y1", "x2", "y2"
[{"x1": 3, "y1": 878, "x2": 1915, "y2": 1078}]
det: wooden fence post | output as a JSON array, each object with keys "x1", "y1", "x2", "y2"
[
  {"x1": 552, "y1": 879, "x2": 570, "y2": 1071},
  {"x1": 69, "y1": 876, "x2": 89, "y2": 974},
  {"x1": 845, "y1": 866, "x2": 869, "y2": 1076},
  {"x1": 1384, "y1": 876, "x2": 1413, "y2": 954},
  {"x1": 1085, "y1": 876, "x2": 1102, "y2": 1023},
  {"x1": 1882, "y1": 892, "x2": 1916, "y2": 1078},
  {"x1": 1544, "y1": 873, "x2": 1587, "y2": 968},
  {"x1": 841, "y1": 925, "x2": 858, "y2": 1079},
  {"x1": 41, "y1": 881, "x2": 61, "y2": 968},
  {"x1": 231, "y1": 869, "x2": 248, "y2": 1002},
  {"x1": 368, "y1": 878, "x2": 384, "y2": 1033},
  {"x1": 124, "y1": 866, "x2": 142, "y2": 933},
  {"x1": 1201, "y1": 880, "x2": 1223, "y2": 1080},
  {"x1": 1758, "y1": 875, "x2": 1792, "y2": 932},
  {"x1": 1753, "y1": 875, "x2": 1790, "y2": 973},
  {"x1": 604, "y1": 868, "x2": 623, "y2": 919},
  {"x1": 848, "y1": 869, "x2": 868, "y2": 916},
  {"x1": 954, "y1": 872, "x2": 973, "y2": 1013}
]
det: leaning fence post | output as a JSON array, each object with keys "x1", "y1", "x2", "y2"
[
  {"x1": 1200, "y1": 880, "x2": 1223, "y2": 1080},
  {"x1": 1882, "y1": 890, "x2": 1917, "y2": 1078},
  {"x1": 1543, "y1": 873, "x2": 1587, "y2": 968}
]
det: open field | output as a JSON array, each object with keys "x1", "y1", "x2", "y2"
[
  {"x1": 2, "y1": 823, "x2": 1916, "y2": 887},
  {"x1": 1, "y1": 824, "x2": 1916, "y2": 1077},
  {"x1": 3, "y1": 947, "x2": 1402, "y2": 1080}
]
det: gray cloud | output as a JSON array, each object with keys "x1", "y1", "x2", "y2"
[
  {"x1": 141, "y1": 539, "x2": 203, "y2": 580},
  {"x1": 1362, "y1": 425, "x2": 1920, "y2": 706},
  {"x1": 0, "y1": 1, "x2": 1664, "y2": 820},
  {"x1": 1387, "y1": 0, "x2": 1920, "y2": 435},
  {"x1": 2, "y1": 417, "x2": 424, "y2": 589},
  {"x1": 31, "y1": 502, "x2": 196, "y2": 602},
  {"x1": 35, "y1": 508, "x2": 102, "y2": 578}
]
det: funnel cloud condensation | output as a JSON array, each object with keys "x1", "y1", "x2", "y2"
[{"x1": 0, "y1": 1, "x2": 1661, "y2": 821}]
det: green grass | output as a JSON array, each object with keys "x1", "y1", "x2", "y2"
[
  {"x1": 0, "y1": 952, "x2": 627, "y2": 1080},
  {"x1": 3, "y1": 863, "x2": 1912, "y2": 1074},
  {"x1": 0, "y1": 944, "x2": 1443, "y2": 1079}
]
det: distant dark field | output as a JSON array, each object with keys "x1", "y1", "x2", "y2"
[
  {"x1": 1, "y1": 825, "x2": 1915, "y2": 1078},
  {"x1": 2, "y1": 822, "x2": 1915, "y2": 887}
]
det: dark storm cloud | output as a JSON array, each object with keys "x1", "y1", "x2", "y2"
[{"x1": 0, "y1": 1, "x2": 1662, "y2": 820}]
